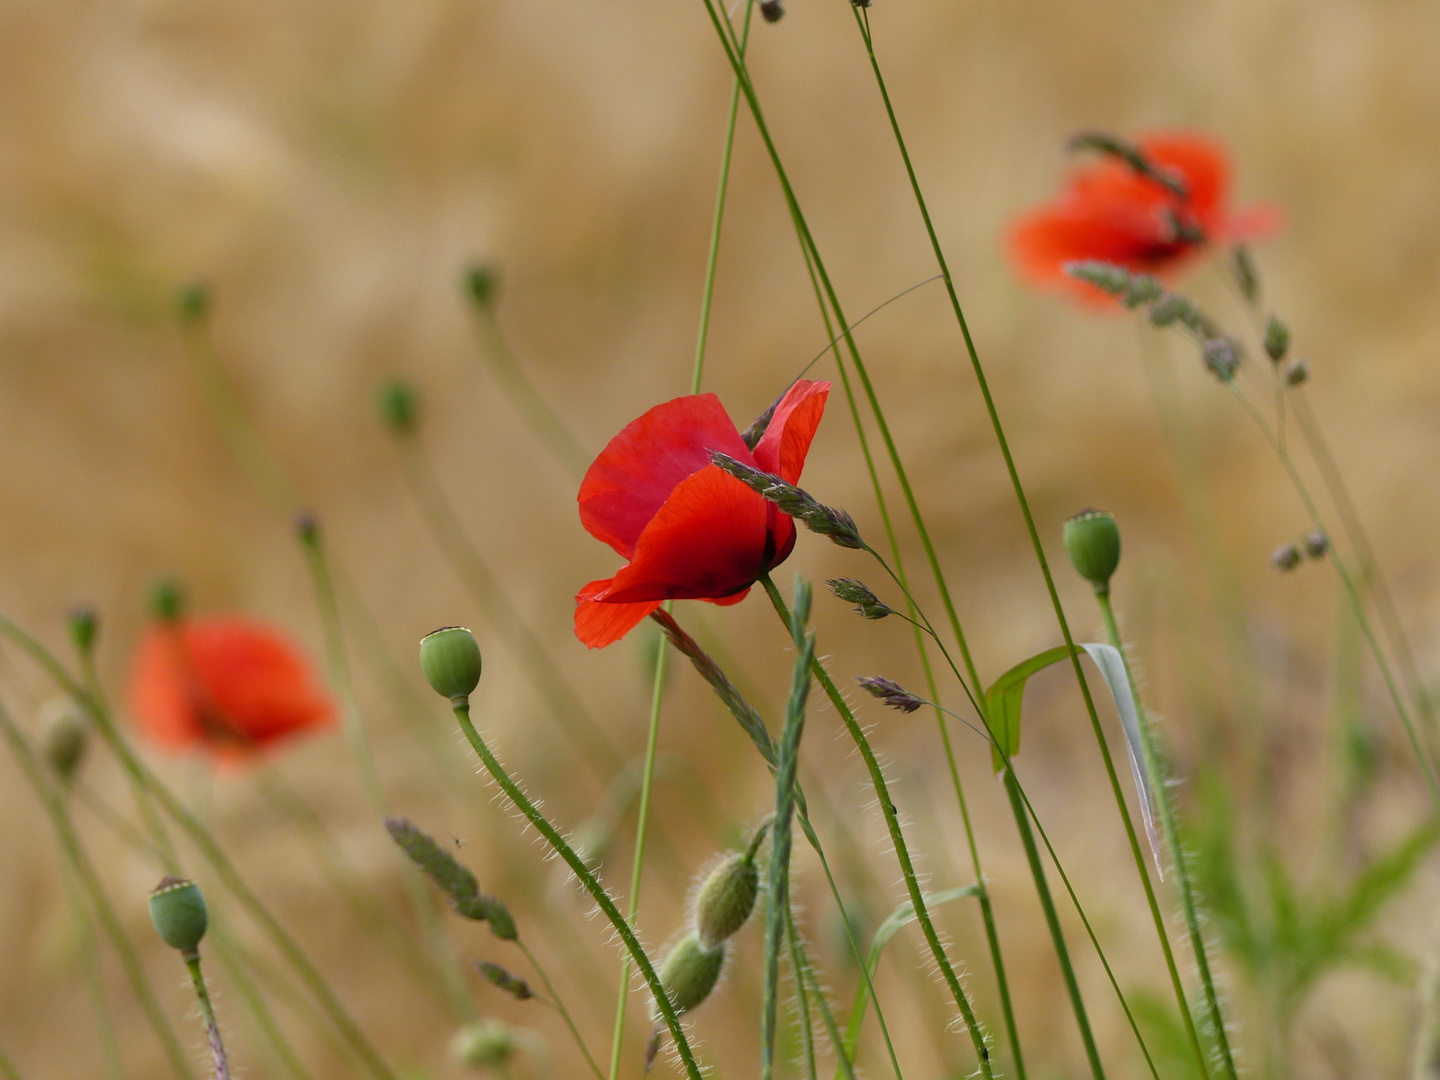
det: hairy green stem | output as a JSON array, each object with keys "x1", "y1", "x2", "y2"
[
  {"x1": 184, "y1": 952, "x2": 232, "y2": 1080},
  {"x1": 449, "y1": 699, "x2": 705, "y2": 1080}
]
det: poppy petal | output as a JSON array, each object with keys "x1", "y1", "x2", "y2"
[
  {"x1": 592, "y1": 465, "x2": 771, "y2": 605},
  {"x1": 574, "y1": 578, "x2": 661, "y2": 649},
  {"x1": 579, "y1": 393, "x2": 755, "y2": 560},
  {"x1": 704, "y1": 587, "x2": 751, "y2": 607},
  {"x1": 752, "y1": 380, "x2": 830, "y2": 484}
]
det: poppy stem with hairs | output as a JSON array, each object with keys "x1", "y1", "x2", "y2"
[
  {"x1": 183, "y1": 952, "x2": 232, "y2": 1080},
  {"x1": 444, "y1": 694, "x2": 707, "y2": 1080},
  {"x1": 758, "y1": 574, "x2": 996, "y2": 1080}
]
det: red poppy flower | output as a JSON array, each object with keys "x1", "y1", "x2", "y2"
[
  {"x1": 1008, "y1": 132, "x2": 1281, "y2": 301},
  {"x1": 575, "y1": 379, "x2": 831, "y2": 649},
  {"x1": 127, "y1": 617, "x2": 336, "y2": 761}
]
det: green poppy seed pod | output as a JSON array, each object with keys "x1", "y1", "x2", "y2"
[
  {"x1": 651, "y1": 934, "x2": 725, "y2": 1020},
  {"x1": 693, "y1": 853, "x2": 759, "y2": 951},
  {"x1": 420, "y1": 627, "x2": 483, "y2": 703},
  {"x1": 1063, "y1": 510, "x2": 1121, "y2": 594},
  {"x1": 40, "y1": 699, "x2": 88, "y2": 783},
  {"x1": 377, "y1": 379, "x2": 419, "y2": 434},
  {"x1": 149, "y1": 877, "x2": 208, "y2": 953},
  {"x1": 449, "y1": 1019, "x2": 515, "y2": 1071}
]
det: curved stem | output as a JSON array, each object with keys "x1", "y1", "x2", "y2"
[
  {"x1": 760, "y1": 576, "x2": 995, "y2": 1079},
  {"x1": 449, "y1": 700, "x2": 705, "y2": 1080}
]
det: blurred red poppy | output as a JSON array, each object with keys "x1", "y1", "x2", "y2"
[
  {"x1": 575, "y1": 379, "x2": 830, "y2": 648},
  {"x1": 1008, "y1": 132, "x2": 1280, "y2": 301},
  {"x1": 127, "y1": 617, "x2": 336, "y2": 760}
]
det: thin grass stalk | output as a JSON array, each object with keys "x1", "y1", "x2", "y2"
[
  {"x1": 1225, "y1": 381, "x2": 1440, "y2": 808},
  {"x1": 788, "y1": 909, "x2": 858, "y2": 1080},
  {"x1": 1095, "y1": 593, "x2": 1235, "y2": 1076},
  {"x1": 606, "y1": 636, "x2": 668, "y2": 1080},
  {"x1": 0, "y1": 701, "x2": 197, "y2": 1080},
  {"x1": 447, "y1": 700, "x2": 706, "y2": 1080},
  {"x1": 849, "y1": 13, "x2": 1226, "y2": 1074},
  {"x1": 60, "y1": 859, "x2": 126, "y2": 1080},
  {"x1": 697, "y1": 15, "x2": 1028, "y2": 1067},
  {"x1": 516, "y1": 939, "x2": 606, "y2": 1080},
  {"x1": 1290, "y1": 392, "x2": 1438, "y2": 731},
  {"x1": 786, "y1": 907, "x2": 820, "y2": 1080},
  {"x1": 298, "y1": 525, "x2": 474, "y2": 1021},
  {"x1": 0, "y1": 618, "x2": 400, "y2": 1080},
  {"x1": 760, "y1": 575, "x2": 996, "y2": 1079}
]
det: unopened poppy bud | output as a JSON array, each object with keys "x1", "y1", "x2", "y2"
[
  {"x1": 67, "y1": 607, "x2": 99, "y2": 657},
  {"x1": 1271, "y1": 542, "x2": 1302, "y2": 572},
  {"x1": 1264, "y1": 316, "x2": 1289, "y2": 363},
  {"x1": 149, "y1": 877, "x2": 208, "y2": 954},
  {"x1": 377, "y1": 379, "x2": 419, "y2": 434},
  {"x1": 450, "y1": 1019, "x2": 514, "y2": 1070},
  {"x1": 652, "y1": 934, "x2": 725, "y2": 1019},
  {"x1": 1202, "y1": 337, "x2": 1241, "y2": 381},
  {"x1": 856, "y1": 675, "x2": 923, "y2": 714},
  {"x1": 40, "y1": 699, "x2": 88, "y2": 783},
  {"x1": 1303, "y1": 531, "x2": 1329, "y2": 559},
  {"x1": 149, "y1": 579, "x2": 185, "y2": 622},
  {"x1": 464, "y1": 265, "x2": 500, "y2": 309},
  {"x1": 176, "y1": 282, "x2": 210, "y2": 323},
  {"x1": 477, "y1": 960, "x2": 532, "y2": 1000},
  {"x1": 826, "y1": 578, "x2": 891, "y2": 619},
  {"x1": 693, "y1": 852, "x2": 760, "y2": 951},
  {"x1": 760, "y1": 0, "x2": 784, "y2": 20},
  {"x1": 420, "y1": 627, "x2": 483, "y2": 702},
  {"x1": 1063, "y1": 509, "x2": 1121, "y2": 593},
  {"x1": 1284, "y1": 359, "x2": 1309, "y2": 386}
]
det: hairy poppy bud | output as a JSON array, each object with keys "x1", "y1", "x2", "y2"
[
  {"x1": 1284, "y1": 359, "x2": 1309, "y2": 386},
  {"x1": 464, "y1": 266, "x2": 500, "y2": 309},
  {"x1": 378, "y1": 379, "x2": 419, "y2": 434},
  {"x1": 652, "y1": 934, "x2": 725, "y2": 1019},
  {"x1": 420, "y1": 627, "x2": 483, "y2": 702},
  {"x1": 67, "y1": 607, "x2": 99, "y2": 657},
  {"x1": 693, "y1": 853, "x2": 760, "y2": 951},
  {"x1": 1271, "y1": 542, "x2": 1301, "y2": 572},
  {"x1": 176, "y1": 282, "x2": 210, "y2": 323},
  {"x1": 40, "y1": 699, "x2": 88, "y2": 783},
  {"x1": 1064, "y1": 509, "x2": 1121, "y2": 594},
  {"x1": 1303, "y1": 531, "x2": 1329, "y2": 559},
  {"x1": 149, "y1": 579, "x2": 185, "y2": 622},
  {"x1": 1264, "y1": 316, "x2": 1290, "y2": 364},
  {"x1": 149, "y1": 877, "x2": 208, "y2": 953},
  {"x1": 450, "y1": 1019, "x2": 514, "y2": 1070}
]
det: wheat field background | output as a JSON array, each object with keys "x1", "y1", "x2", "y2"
[{"x1": 3, "y1": 0, "x2": 1440, "y2": 1077}]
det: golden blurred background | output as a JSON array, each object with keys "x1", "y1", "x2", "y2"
[{"x1": 3, "y1": 0, "x2": 1440, "y2": 1076}]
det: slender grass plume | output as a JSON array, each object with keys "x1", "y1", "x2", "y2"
[{"x1": 2, "y1": 6, "x2": 1437, "y2": 1080}]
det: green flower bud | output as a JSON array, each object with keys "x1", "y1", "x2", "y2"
[
  {"x1": 149, "y1": 877, "x2": 208, "y2": 953},
  {"x1": 464, "y1": 266, "x2": 500, "y2": 308},
  {"x1": 1063, "y1": 510, "x2": 1121, "y2": 594},
  {"x1": 377, "y1": 379, "x2": 419, "y2": 434},
  {"x1": 693, "y1": 853, "x2": 759, "y2": 951},
  {"x1": 449, "y1": 1019, "x2": 515, "y2": 1071},
  {"x1": 420, "y1": 627, "x2": 482, "y2": 702},
  {"x1": 40, "y1": 699, "x2": 89, "y2": 784},
  {"x1": 67, "y1": 607, "x2": 99, "y2": 657},
  {"x1": 149, "y1": 579, "x2": 185, "y2": 622},
  {"x1": 652, "y1": 934, "x2": 725, "y2": 1020}
]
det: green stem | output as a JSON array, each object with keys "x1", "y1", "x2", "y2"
[
  {"x1": 60, "y1": 859, "x2": 125, "y2": 1080},
  {"x1": 760, "y1": 576, "x2": 995, "y2": 1079},
  {"x1": 0, "y1": 701, "x2": 197, "y2": 1080},
  {"x1": 518, "y1": 939, "x2": 605, "y2": 1080},
  {"x1": 1226, "y1": 380, "x2": 1440, "y2": 810},
  {"x1": 1096, "y1": 592, "x2": 1236, "y2": 1078},
  {"x1": 184, "y1": 952, "x2": 233, "y2": 1080},
  {"x1": 606, "y1": 635, "x2": 667, "y2": 1080},
  {"x1": 998, "y1": 769, "x2": 1106, "y2": 1078},
  {"x1": 449, "y1": 699, "x2": 705, "y2": 1080},
  {"x1": 786, "y1": 908, "x2": 820, "y2": 1080},
  {"x1": 298, "y1": 525, "x2": 474, "y2": 1021}
]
